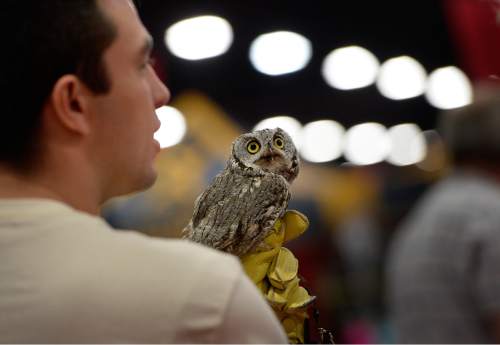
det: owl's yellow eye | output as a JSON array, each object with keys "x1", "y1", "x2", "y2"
[
  {"x1": 247, "y1": 141, "x2": 261, "y2": 154},
  {"x1": 274, "y1": 136, "x2": 285, "y2": 149}
]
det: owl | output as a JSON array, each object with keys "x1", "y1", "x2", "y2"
[{"x1": 183, "y1": 127, "x2": 299, "y2": 257}]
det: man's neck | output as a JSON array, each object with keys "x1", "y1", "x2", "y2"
[{"x1": 0, "y1": 166, "x2": 102, "y2": 215}]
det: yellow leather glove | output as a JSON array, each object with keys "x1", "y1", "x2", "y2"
[{"x1": 241, "y1": 210, "x2": 316, "y2": 344}]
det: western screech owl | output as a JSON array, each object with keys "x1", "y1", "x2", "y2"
[{"x1": 183, "y1": 127, "x2": 299, "y2": 256}]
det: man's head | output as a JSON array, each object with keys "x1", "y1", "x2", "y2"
[
  {"x1": 1, "y1": 0, "x2": 115, "y2": 170},
  {"x1": 1, "y1": 0, "x2": 170, "y2": 201},
  {"x1": 439, "y1": 85, "x2": 500, "y2": 166}
]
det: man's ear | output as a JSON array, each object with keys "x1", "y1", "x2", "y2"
[{"x1": 49, "y1": 75, "x2": 91, "y2": 135}]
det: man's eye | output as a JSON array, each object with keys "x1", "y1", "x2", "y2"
[{"x1": 141, "y1": 57, "x2": 155, "y2": 69}]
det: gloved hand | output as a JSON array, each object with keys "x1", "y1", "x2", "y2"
[{"x1": 241, "y1": 210, "x2": 316, "y2": 344}]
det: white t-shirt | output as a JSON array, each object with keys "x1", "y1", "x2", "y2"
[{"x1": 0, "y1": 199, "x2": 287, "y2": 343}]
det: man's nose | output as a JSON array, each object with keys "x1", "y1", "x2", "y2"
[{"x1": 152, "y1": 69, "x2": 171, "y2": 109}]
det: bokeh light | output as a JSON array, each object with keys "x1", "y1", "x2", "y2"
[
  {"x1": 249, "y1": 31, "x2": 312, "y2": 76},
  {"x1": 165, "y1": 15, "x2": 233, "y2": 60},
  {"x1": 386, "y1": 123, "x2": 427, "y2": 166},
  {"x1": 344, "y1": 122, "x2": 391, "y2": 165},
  {"x1": 425, "y1": 66, "x2": 473, "y2": 109},
  {"x1": 154, "y1": 106, "x2": 187, "y2": 148},
  {"x1": 300, "y1": 120, "x2": 345, "y2": 163},
  {"x1": 322, "y1": 45, "x2": 380, "y2": 90},
  {"x1": 376, "y1": 56, "x2": 427, "y2": 100}
]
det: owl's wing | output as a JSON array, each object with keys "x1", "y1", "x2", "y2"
[
  {"x1": 183, "y1": 168, "x2": 243, "y2": 241},
  {"x1": 230, "y1": 172, "x2": 290, "y2": 256},
  {"x1": 184, "y1": 168, "x2": 290, "y2": 257}
]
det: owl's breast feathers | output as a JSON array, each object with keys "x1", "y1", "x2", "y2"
[{"x1": 183, "y1": 160, "x2": 290, "y2": 257}]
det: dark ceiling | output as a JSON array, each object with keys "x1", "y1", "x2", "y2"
[{"x1": 137, "y1": 0, "x2": 458, "y2": 132}]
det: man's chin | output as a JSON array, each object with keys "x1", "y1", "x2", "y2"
[
  {"x1": 99, "y1": 167, "x2": 159, "y2": 206},
  {"x1": 118, "y1": 169, "x2": 158, "y2": 197},
  {"x1": 141, "y1": 168, "x2": 158, "y2": 190}
]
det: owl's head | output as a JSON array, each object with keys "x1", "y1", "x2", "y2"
[{"x1": 231, "y1": 127, "x2": 299, "y2": 183}]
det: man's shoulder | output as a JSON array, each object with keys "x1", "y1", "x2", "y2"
[
  {"x1": 46, "y1": 201, "x2": 240, "y2": 273},
  {"x1": 77, "y1": 231, "x2": 242, "y2": 295},
  {"x1": 70, "y1": 223, "x2": 243, "y2": 285},
  {"x1": 103, "y1": 226, "x2": 238, "y2": 264},
  {"x1": 55, "y1": 225, "x2": 244, "y2": 341},
  {"x1": 35, "y1": 201, "x2": 243, "y2": 305}
]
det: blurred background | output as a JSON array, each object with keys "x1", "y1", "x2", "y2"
[{"x1": 102, "y1": 0, "x2": 500, "y2": 343}]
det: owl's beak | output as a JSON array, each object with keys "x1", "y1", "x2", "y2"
[
  {"x1": 259, "y1": 145, "x2": 281, "y2": 161},
  {"x1": 267, "y1": 144, "x2": 275, "y2": 155}
]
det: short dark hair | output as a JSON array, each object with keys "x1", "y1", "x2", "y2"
[
  {"x1": 439, "y1": 91, "x2": 500, "y2": 165},
  {"x1": 0, "y1": 0, "x2": 116, "y2": 172}
]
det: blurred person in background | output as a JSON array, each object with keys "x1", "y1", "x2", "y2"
[
  {"x1": 386, "y1": 85, "x2": 500, "y2": 343},
  {"x1": 0, "y1": 0, "x2": 287, "y2": 343}
]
